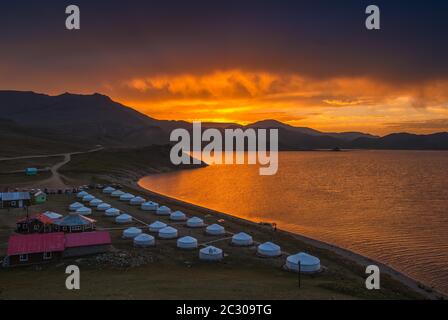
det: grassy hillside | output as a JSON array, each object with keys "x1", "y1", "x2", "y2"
[{"x1": 60, "y1": 145, "x2": 206, "y2": 177}]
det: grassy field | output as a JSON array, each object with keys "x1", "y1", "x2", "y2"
[
  {"x1": 0, "y1": 190, "x2": 423, "y2": 300},
  {"x1": 0, "y1": 156, "x2": 63, "y2": 173},
  {"x1": 60, "y1": 145, "x2": 205, "y2": 178},
  {"x1": 0, "y1": 172, "x2": 52, "y2": 187}
]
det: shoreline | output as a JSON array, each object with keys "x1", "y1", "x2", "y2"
[{"x1": 121, "y1": 178, "x2": 445, "y2": 300}]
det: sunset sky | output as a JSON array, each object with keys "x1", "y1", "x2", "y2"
[{"x1": 1, "y1": 0, "x2": 448, "y2": 135}]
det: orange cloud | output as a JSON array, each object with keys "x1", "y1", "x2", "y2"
[{"x1": 111, "y1": 70, "x2": 448, "y2": 135}]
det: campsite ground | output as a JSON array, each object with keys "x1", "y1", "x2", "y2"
[{"x1": 0, "y1": 189, "x2": 425, "y2": 300}]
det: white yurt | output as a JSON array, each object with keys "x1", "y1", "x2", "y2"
[
  {"x1": 76, "y1": 206, "x2": 92, "y2": 216},
  {"x1": 286, "y1": 252, "x2": 321, "y2": 273},
  {"x1": 102, "y1": 186, "x2": 116, "y2": 194},
  {"x1": 130, "y1": 196, "x2": 146, "y2": 206},
  {"x1": 199, "y1": 246, "x2": 223, "y2": 261},
  {"x1": 115, "y1": 214, "x2": 132, "y2": 224},
  {"x1": 158, "y1": 226, "x2": 178, "y2": 239},
  {"x1": 122, "y1": 227, "x2": 142, "y2": 239},
  {"x1": 43, "y1": 211, "x2": 63, "y2": 220},
  {"x1": 149, "y1": 221, "x2": 167, "y2": 232},
  {"x1": 105, "y1": 207, "x2": 120, "y2": 217},
  {"x1": 156, "y1": 206, "x2": 171, "y2": 216},
  {"x1": 120, "y1": 193, "x2": 135, "y2": 201},
  {"x1": 69, "y1": 202, "x2": 83, "y2": 211},
  {"x1": 82, "y1": 194, "x2": 95, "y2": 203},
  {"x1": 206, "y1": 224, "x2": 225, "y2": 236},
  {"x1": 111, "y1": 190, "x2": 125, "y2": 198},
  {"x1": 186, "y1": 217, "x2": 205, "y2": 228},
  {"x1": 97, "y1": 203, "x2": 112, "y2": 211},
  {"x1": 231, "y1": 232, "x2": 253, "y2": 246},
  {"x1": 141, "y1": 201, "x2": 159, "y2": 211},
  {"x1": 89, "y1": 198, "x2": 103, "y2": 207},
  {"x1": 170, "y1": 211, "x2": 187, "y2": 221},
  {"x1": 76, "y1": 191, "x2": 88, "y2": 198},
  {"x1": 134, "y1": 233, "x2": 155, "y2": 247},
  {"x1": 177, "y1": 236, "x2": 198, "y2": 249},
  {"x1": 257, "y1": 242, "x2": 282, "y2": 257}
]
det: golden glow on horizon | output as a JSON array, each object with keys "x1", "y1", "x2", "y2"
[{"x1": 110, "y1": 69, "x2": 448, "y2": 135}]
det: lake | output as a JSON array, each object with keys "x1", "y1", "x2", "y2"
[{"x1": 139, "y1": 151, "x2": 448, "y2": 294}]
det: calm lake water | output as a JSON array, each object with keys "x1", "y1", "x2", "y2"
[{"x1": 139, "y1": 151, "x2": 448, "y2": 294}]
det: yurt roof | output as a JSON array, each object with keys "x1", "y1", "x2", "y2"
[
  {"x1": 125, "y1": 227, "x2": 142, "y2": 233},
  {"x1": 131, "y1": 196, "x2": 145, "y2": 201},
  {"x1": 121, "y1": 193, "x2": 134, "y2": 198},
  {"x1": 103, "y1": 187, "x2": 115, "y2": 192},
  {"x1": 207, "y1": 224, "x2": 224, "y2": 231},
  {"x1": 70, "y1": 202, "x2": 83, "y2": 207},
  {"x1": 158, "y1": 206, "x2": 170, "y2": 211},
  {"x1": 90, "y1": 198, "x2": 103, "y2": 203},
  {"x1": 117, "y1": 214, "x2": 132, "y2": 220},
  {"x1": 76, "y1": 206, "x2": 91, "y2": 212},
  {"x1": 112, "y1": 190, "x2": 125, "y2": 195},
  {"x1": 106, "y1": 207, "x2": 119, "y2": 212},
  {"x1": 171, "y1": 211, "x2": 186, "y2": 217},
  {"x1": 150, "y1": 221, "x2": 167, "y2": 228},
  {"x1": 134, "y1": 233, "x2": 154, "y2": 241},
  {"x1": 143, "y1": 201, "x2": 158, "y2": 205},
  {"x1": 77, "y1": 191, "x2": 88, "y2": 196},
  {"x1": 178, "y1": 236, "x2": 197, "y2": 243},
  {"x1": 98, "y1": 203, "x2": 111, "y2": 208},
  {"x1": 233, "y1": 232, "x2": 252, "y2": 240},
  {"x1": 258, "y1": 242, "x2": 280, "y2": 251},
  {"x1": 200, "y1": 246, "x2": 222, "y2": 254},
  {"x1": 159, "y1": 226, "x2": 177, "y2": 233},
  {"x1": 188, "y1": 217, "x2": 203, "y2": 222},
  {"x1": 287, "y1": 252, "x2": 320, "y2": 266}
]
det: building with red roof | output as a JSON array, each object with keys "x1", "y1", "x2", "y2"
[
  {"x1": 63, "y1": 231, "x2": 111, "y2": 258},
  {"x1": 4, "y1": 231, "x2": 111, "y2": 267},
  {"x1": 6, "y1": 233, "x2": 65, "y2": 266}
]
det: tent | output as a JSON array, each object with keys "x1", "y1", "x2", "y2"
[
  {"x1": 156, "y1": 206, "x2": 171, "y2": 216},
  {"x1": 199, "y1": 246, "x2": 223, "y2": 261},
  {"x1": 187, "y1": 217, "x2": 205, "y2": 228},
  {"x1": 206, "y1": 224, "x2": 225, "y2": 236},
  {"x1": 149, "y1": 221, "x2": 167, "y2": 232},
  {"x1": 115, "y1": 214, "x2": 132, "y2": 224},
  {"x1": 102, "y1": 186, "x2": 116, "y2": 194},
  {"x1": 97, "y1": 203, "x2": 112, "y2": 211},
  {"x1": 231, "y1": 232, "x2": 253, "y2": 246},
  {"x1": 82, "y1": 195, "x2": 95, "y2": 203},
  {"x1": 134, "y1": 233, "x2": 155, "y2": 247},
  {"x1": 122, "y1": 227, "x2": 142, "y2": 239},
  {"x1": 120, "y1": 193, "x2": 135, "y2": 201},
  {"x1": 170, "y1": 211, "x2": 187, "y2": 221},
  {"x1": 76, "y1": 206, "x2": 92, "y2": 216},
  {"x1": 77, "y1": 191, "x2": 88, "y2": 198},
  {"x1": 257, "y1": 242, "x2": 281, "y2": 257},
  {"x1": 130, "y1": 196, "x2": 146, "y2": 205},
  {"x1": 286, "y1": 252, "x2": 321, "y2": 273},
  {"x1": 159, "y1": 226, "x2": 178, "y2": 239},
  {"x1": 105, "y1": 207, "x2": 120, "y2": 217},
  {"x1": 141, "y1": 201, "x2": 159, "y2": 211},
  {"x1": 43, "y1": 211, "x2": 63, "y2": 220},
  {"x1": 177, "y1": 236, "x2": 198, "y2": 249},
  {"x1": 69, "y1": 202, "x2": 83, "y2": 211},
  {"x1": 89, "y1": 198, "x2": 103, "y2": 207},
  {"x1": 111, "y1": 190, "x2": 125, "y2": 198}
]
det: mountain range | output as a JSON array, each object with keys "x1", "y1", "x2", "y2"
[{"x1": 1, "y1": 90, "x2": 447, "y2": 154}]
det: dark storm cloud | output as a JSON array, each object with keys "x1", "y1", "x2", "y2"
[{"x1": 0, "y1": 0, "x2": 447, "y2": 90}]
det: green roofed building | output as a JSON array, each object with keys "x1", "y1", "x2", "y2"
[{"x1": 33, "y1": 191, "x2": 47, "y2": 204}]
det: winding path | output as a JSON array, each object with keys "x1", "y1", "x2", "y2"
[{"x1": 0, "y1": 147, "x2": 104, "y2": 189}]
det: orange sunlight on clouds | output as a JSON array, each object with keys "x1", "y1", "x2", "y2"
[{"x1": 113, "y1": 70, "x2": 448, "y2": 135}]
